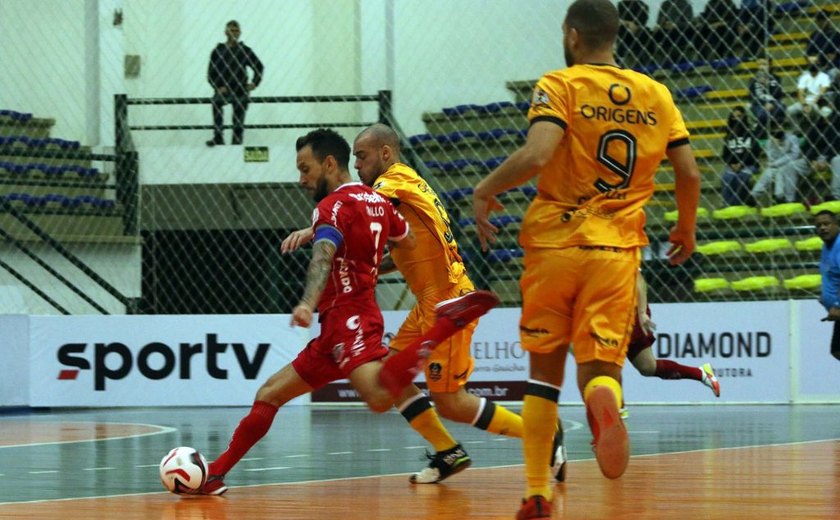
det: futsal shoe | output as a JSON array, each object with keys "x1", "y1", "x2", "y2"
[
  {"x1": 550, "y1": 420, "x2": 567, "y2": 482},
  {"x1": 409, "y1": 443, "x2": 471, "y2": 484},
  {"x1": 196, "y1": 474, "x2": 227, "y2": 496},
  {"x1": 516, "y1": 495, "x2": 552, "y2": 520},
  {"x1": 700, "y1": 363, "x2": 721, "y2": 397},
  {"x1": 434, "y1": 290, "x2": 500, "y2": 328},
  {"x1": 587, "y1": 386, "x2": 629, "y2": 480}
]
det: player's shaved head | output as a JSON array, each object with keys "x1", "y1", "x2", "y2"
[
  {"x1": 356, "y1": 123, "x2": 400, "y2": 154},
  {"x1": 565, "y1": 0, "x2": 619, "y2": 50}
]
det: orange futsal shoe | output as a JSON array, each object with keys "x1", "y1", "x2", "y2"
[
  {"x1": 516, "y1": 495, "x2": 552, "y2": 520},
  {"x1": 587, "y1": 386, "x2": 629, "y2": 479},
  {"x1": 434, "y1": 290, "x2": 500, "y2": 328}
]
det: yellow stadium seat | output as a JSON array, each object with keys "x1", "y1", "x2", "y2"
[
  {"x1": 731, "y1": 276, "x2": 780, "y2": 291},
  {"x1": 696, "y1": 241, "x2": 742, "y2": 256},
  {"x1": 783, "y1": 274, "x2": 821, "y2": 290},
  {"x1": 810, "y1": 200, "x2": 840, "y2": 215},
  {"x1": 795, "y1": 236, "x2": 823, "y2": 251},
  {"x1": 759, "y1": 202, "x2": 806, "y2": 218},
  {"x1": 694, "y1": 278, "x2": 730, "y2": 293},
  {"x1": 665, "y1": 207, "x2": 709, "y2": 222},
  {"x1": 712, "y1": 205, "x2": 758, "y2": 220},
  {"x1": 744, "y1": 238, "x2": 794, "y2": 254}
]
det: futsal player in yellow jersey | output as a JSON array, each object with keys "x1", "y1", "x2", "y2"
[
  {"x1": 472, "y1": 0, "x2": 700, "y2": 518},
  {"x1": 351, "y1": 124, "x2": 562, "y2": 484}
]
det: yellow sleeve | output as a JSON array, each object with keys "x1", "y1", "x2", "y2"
[{"x1": 527, "y1": 74, "x2": 570, "y2": 130}]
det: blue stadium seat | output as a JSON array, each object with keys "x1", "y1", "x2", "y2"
[
  {"x1": 408, "y1": 133, "x2": 434, "y2": 147},
  {"x1": 676, "y1": 85, "x2": 714, "y2": 99},
  {"x1": 483, "y1": 156, "x2": 506, "y2": 169},
  {"x1": 709, "y1": 57, "x2": 741, "y2": 70},
  {"x1": 487, "y1": 248, "x2": 524, "y2": 264},
  {"x1": 0, "y1": 110, "x2": 32, "y2": 123},
  {"x1": 515, "y1": 101, "x2": 530, "y2": 112},
  {"x1": 441, "y1": 187, "x2": 474, "y2": 202},
  {"x1": 435, "y1": 131, "x2": 476, "y2": 145},
  {"x1": 518, "y1": 186, "x2": 537, "y2": 197},
  {"x1": 775, "y1": 0, "x2": 809, "y2": 14},
  {"x1": 482, "y1": 101, "x2": 514, "y2": 112},
  {"x1": 633, "y1": 63, "x2": 660, "y2": 75}
]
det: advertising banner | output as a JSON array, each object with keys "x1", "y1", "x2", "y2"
[
  {"x1": 30, "y1": 315, "x2": 309, "y2": 407},
  {"x1": 314, "y1": 302, "x2": 792, "y2": 404},
  {"x1": 794, "y1": 300, "x2": 840, "y2": 401}
]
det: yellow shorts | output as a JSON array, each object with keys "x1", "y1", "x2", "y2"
[
  {"x1": 389, "y1": 275, "x2": 476, "y2": 393},
  {"x1": 519, "y1": 246, "x2": 640, "y2": 366}
]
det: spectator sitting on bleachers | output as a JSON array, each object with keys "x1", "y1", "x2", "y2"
[
  {"x1": 721, "y1": 106, "x2": 762, "y2": 206},
  {"x1": 652, "y1": 0, "x2": 694, "y2": 64},
  {"x1": 617, "y1": 0, "x2": 653, "y2": 66},
  {"x1": 806, "y1": 10, "x2": 840, "y2": 78},
  {"x1": 693, "y1": 0, "x2": 741, "y2": 60},
  {"x1": 787, "y1": 58, "x2": 833, "y2": 122},
  {"x1": 802, "y1": 100, "x2": 840, "y2": 201},
  {"x1": 740, "y1": 0, "x2": 775, "y2": 59},
  {"x1": 750, "y1": 122, "x2": 810, "y2": 204},
  {"x1": 749, "y1": 57, "x2": 786, "y2": 135}
]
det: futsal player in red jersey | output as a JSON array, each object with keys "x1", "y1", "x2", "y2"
[
  {"x1": 195, "y1": 129, "x2": 498, "y2": 495},
  {"x1": 622, "y1": 271, "x2": 720, "y2": 415}
]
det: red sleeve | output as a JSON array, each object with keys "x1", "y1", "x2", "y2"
[{"x1": 385, "y1": 200, "x2": 409, "y2": 241}]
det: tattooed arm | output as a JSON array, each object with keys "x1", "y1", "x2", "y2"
[{"x1": 291, "y1": 239, "x2": 337, "y2": 328}]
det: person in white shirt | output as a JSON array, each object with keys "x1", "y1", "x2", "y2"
[{"x1": 788, "y1": 60, "x2": 833, "y2": 120}]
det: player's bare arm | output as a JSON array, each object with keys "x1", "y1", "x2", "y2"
[
  {"x1": 473, "y1": 121, "x2": 564, "y2": 251},
  {"x1": 291, "y1": 237, "x2": 337, "y2": 328},
  {"x1": 280, "y1": 227, "x2": 314, "y2": 254},
  {"x1": 665, "y1": 143, "x2": 701, "y2": 265}
]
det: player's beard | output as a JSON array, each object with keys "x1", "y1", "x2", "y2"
[
  {"x1": 313, "y1": 176, "x2": 330, "y2": 202},
  {"x1": 564, "y1": 44, "x2": 575, "y2": 67}
]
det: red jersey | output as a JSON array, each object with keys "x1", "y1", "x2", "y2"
[{"x1": 311, "y1": 182, "x2": 409, "y2": 313}]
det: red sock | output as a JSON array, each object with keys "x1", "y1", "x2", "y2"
[
  {"x1": 209, "y1": 400, "x2": 278, "y2": 476},
  {"x1": 379, "y1": 317, "x2": 459, "y2": 397},
  {"x1": 654, "y1": 359, "x2": 702, "y2": 381}
]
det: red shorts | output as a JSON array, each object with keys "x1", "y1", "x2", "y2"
[
  {"x1": 292, "y1": 303, "x2": 388, "y2": 390},
  {"x1": 626, "y1": 305, "x2": 655, "y2": 361}
]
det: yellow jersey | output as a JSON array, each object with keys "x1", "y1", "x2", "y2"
[
  {"x1": 520, "y1": 64, "x2": 689, "y2": 249},
  {"x1": 372, "y1": 163, "x2": 466, "y2": 295}
]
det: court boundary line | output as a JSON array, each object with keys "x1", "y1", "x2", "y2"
[
  {"x1": 0, "y1": 436, "x2": 837, "y2": 506},
  {"x1": 0, "y1": 422, "x2": 176, "y2": 449}
]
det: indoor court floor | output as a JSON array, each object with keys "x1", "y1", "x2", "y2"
[{"x1": 0, "y1": 404, "x2": 837, "y2": 519}]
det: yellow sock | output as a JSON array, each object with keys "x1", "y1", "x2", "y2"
[
  {"x1": 399, "y1": 394, "x2": 457, "y2": 452},
  {"x1": 521, "y1": 386, "x2": 559, "y2": 500},
  {"x1": 482, "y1": 402, "x2": 524, "y2": 438},
  {"x1": 583, "y1": 376, "x2": 622, "y2": 408}
]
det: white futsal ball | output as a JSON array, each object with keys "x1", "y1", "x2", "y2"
[{"x1": 159, "y1": 446, "x2": 208, "y2": 494}]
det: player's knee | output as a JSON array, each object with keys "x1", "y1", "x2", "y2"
[{"x1": 364, "y1": 395, "x2": 393, "y2": 414}]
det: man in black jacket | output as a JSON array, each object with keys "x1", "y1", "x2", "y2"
[{"x1": 207, "y1": 20, "x2": 264, "y2": 146}]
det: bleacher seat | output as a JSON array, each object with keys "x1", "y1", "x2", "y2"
[
  {"x1": 0, "y1": 109, "x2": 33, "y2": 123},
  {"x1": 676, "y1": 85, "x2": 714, "y2": 99},
  {"x1": 694, "y1": 277, "x2": 730, "y2": 293},
  {"x1": 408, "y1": 133, "x2": 434, "y2": 147},
  {"x1": 665, "y1": 207, "x2": 709, "y2": 221},
  {"x1": 783, "y1": 274, "x2": 821, "y2": 290},
  {"x1": 810, "y1": 200, "x2": 840, "y2": 214},
  {"x1": 709, "y1": 57, "x2": 741, "y2": 70},
  {"x1": 760, "y1": 202, "x2": 807, "y2": 218},
  {"x1": 487, "y1": 248, "x2": 524, "y2": 264},
  {"x1": 731, "y1": 276, "x2": 780, "y2": 291},
  {"x1": 435, "y1": 131, "x2": 476, "y2": 145},
  {"x1": 441, "y1": 187, "x2": 474, "y2": 202},
  {"x1": 696, "y1": 240, "x2": 742, "y2": 256},
  {"x1": 744, "y1": 238, "x2": 794, "y2": 254},
  {"x1": 795, "y1": 236, "x2": 823, "y2": 251},
  {"x1": 514, "y1": 101, "x2": 530, "y2": 112},
  {"x1": 482, "y1": 101, "x2": 514, "y2": 112},
  {"x1": 712, "y1": 205, "x2": 758, "y2": 220}
]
